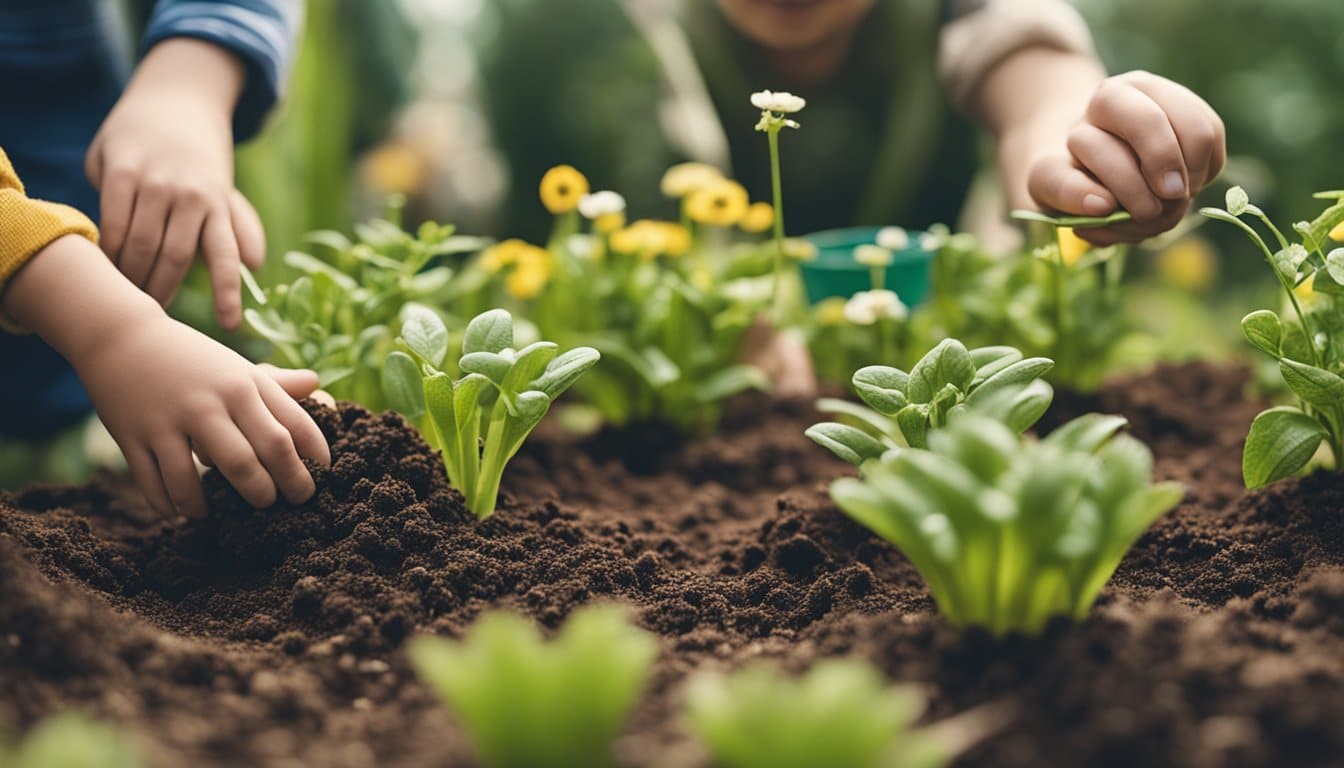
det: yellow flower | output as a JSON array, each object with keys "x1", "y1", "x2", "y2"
[
  {"x1": 1331, "y1": 221, "x2": 1344, "y2": 242},
  {"x1": 660, "y1": 162, "x2": 724, "y2": 198},
  {"x1": 361, "y1": 142, "x2": 427, "y2": 195},
  {"x1": 686, "y1": 180, "x2": 749, "y2": 227},
  {"x1": 1157, "y1": 237, "x2": 1217, "y2": 292},
  {"x1": 595, "y1": 211, "x2": 625, "y2": 235},
  {"x1": 609, "y1": 220, "x2": 690, "y2": 260},
  {"x1": 479, "y1": 238, "x2": 532, "y2": 273},
  {"x1": 538, "y1": 165, "x2": 589, "y2": 214},
  {"x1": 1295, "y1": 272, "x2": 1317, "y2": 303},
  {"x1": 504, "y1": 245, "x2": 553, "y2": 300},
  {"x1": 660, "y1": 222, "x2": 692, "y2": 257},
  {"x1": 816, "y1": 297, "x2": 848, "y2": 327},
  {"x1": 740, "y1": 202, "x2": 775, "y2": 233},
  {"x1": 1056, "y1": 226, "x2": 1090, "y2": 267}
]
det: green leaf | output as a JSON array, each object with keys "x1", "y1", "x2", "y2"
[
  {"x1": 317, "y1": 366, "x2": 356, "y2": 388},
  {"x1": 1226, "y1": 186, "x2": 1250, "y2": 216},
  {"x1": 965, "y1": 357, "x2": 1054, "y2": 406},
  {"x1": 815, "y1": 398, "x2": 898, "y2": 438},
  {"x1": 1326, "y1": 248, "x2": 1344, "y2": 285},
  {"x1": 306, "y1": 229, "x2": 352, "y2": 252},
  {"x1": 969, "y1": 346, "x2": 1024, "y2": 383},
  {"x1": 907, "y1": 339, "x2": 974, "y2": 404},
  {"x1": 1010, "y1": 209, "x2": 1133, "y2": 228},
  {"x1": 1240, "y1": 310, "x2": 1282, "y2": 358},
  {"x1": 244, "y1": 308, "x2": 301, "y2": 344},
  {"x1": 532, "y1": 347, "x2": 602, "y2": 399},
  {"x1": 500, "y1": 342, "x2": 561, "y2": 398},
  {"x1": 405, "y1": 266, "x2": 454, "y2": 296},
  {"x1": 1000, "y1": 379, "x2": 1055, "y2": 434},
  {"x1": 805, "y1": 423, "x2": 888, "y2": 465},
  {"x1": 1271, "y1": 243, "x2": 1309, "y2": 281},
  {"x1": 1279, "y1": 358, "x2": 1344, "y2": 408},
  {"x1": 383, "y1": 351, "x2": 426, "y2": 418},
  {"x1": 694, "y1": 365, "x2": 771, "y2": 404},
  {"x1": 283, "y1": 250, "x2": 358, "y2": 290},
  {"x1": 852, "y1": 366, "x2": 909, "y2": 414},
  {"x1": 460, "y1": 351, "x2": 516, "y2": 384},
  {"x1": 588, "y1": 340, "x2": 679, "y2": 389},
  {"x1": 463, "y1": 309, "x2": 514, "y2": 355},
  {"x1": 1045, "y1": 414, "x2": 1129, "y2": 453},
  {"x1": 424, "y1": 372, "x2": 457, "y2": 439},
  {"x1": 401, "y1": 305, "x2": 450, "y2": 366},
  {"x1": 1242, "y1": 407, "x2": 1328, "y2": 489},
  {"x1": 896, "y1": 404, "x2": 930, "y2": 449},
  {"x1": 286, "y1": 276, "x2": 315, "y2": 326}
]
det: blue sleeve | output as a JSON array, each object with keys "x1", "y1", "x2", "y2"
[{"x1": 141, "y1": 0, "x2": 303, "y2": 142}]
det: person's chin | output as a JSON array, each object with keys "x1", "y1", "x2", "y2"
[{"x1": 730, "y1": 0, "x2": 833, "y2": 47}]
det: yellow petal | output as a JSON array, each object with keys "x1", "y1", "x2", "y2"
[
  {"x1": 1056, "y1": 227, "x2": 1090, "y2": 267},
  {"x1": 539, "y1": 165, "x2": 590, "y2": 214}
]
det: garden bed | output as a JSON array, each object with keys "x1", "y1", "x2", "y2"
[{"x1": 4, "y1": 361, "x2": 1344, "y2": 767}]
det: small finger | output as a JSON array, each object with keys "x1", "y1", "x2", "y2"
[
  {"x1": 202, "y1": 210, "x2": 244, "y2": 329},
  {"x1": 98, "y1": 165, "x2": 139, "y2": 261},
  {"x1": 120, "y1": 180, "x2": 173, "y2": 287},
  {"x1": 155, "y1": 439, "x2": 207, "y2": 517},
  {"x1": 1067, "y1": 124, "x2": 1164, "y2": 221},
  {"x1": 195, "y1": 420, "x2": 278, "y2": 508},
  {"x1": 145, "y1": 201, "x2": 208, "y2": 308},
  {"x1": 257, "y1": 364, "x2": 320, "y2": 399},
  {"x1": 1026, "y1": 154, "x2": 1116, "y2": 217},
  {"x1": 230, "y1": 190, "x2": 267, "y2": 271},
  {"x1": 233, "y1": 387, "x2": 319, "y2": 504},
  {"x1": 1124, "y1": 73, "x2": 1227, "y2": 189},
  {"x1": 126, "y1": 446, "x2": 172, "y2": 515},
  {"x1": 257, "y1": 372, "x2": 331, "y2": 467},
  {"x1": 1087, "y1": 79, "x2": 1188, "y2": 200}
]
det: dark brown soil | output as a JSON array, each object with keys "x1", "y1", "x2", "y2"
[{"x1": 3, "y1": 361, "x2": 1344, "y2": 767}]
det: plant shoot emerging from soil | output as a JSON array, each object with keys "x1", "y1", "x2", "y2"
[
  {"x1": 408, "y1": 604, "x2": 656, "y2": 768},
  {"x1": 807, "y1": 339, "x2": 1054, "y2": 464},
  {"x1": 830, "y1": 413, "x2": 1182, "y2": 636},
  {"x1": 685, "y1": 658, "x2": 994, "y2": 768},
  {"x1": 1201, "y1": 188, "x2": 1344, "y2": 487},
  {"x1": 383, "y1": 307, "x2": 599, "y2": 517}
]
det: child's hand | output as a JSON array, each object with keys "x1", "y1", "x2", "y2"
[
  {"x1": 75, "y1": 316, "x2": 331, "y2": 516},
  {"x1": 1027, "y1": 71, "x2": 1226, "y2": 245},
  {"x1": 85, "y1": 38, "x2": 264, "y2": 330}
]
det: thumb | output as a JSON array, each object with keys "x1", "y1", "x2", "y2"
[
  {"x1": 257, "y1": 364, "x2": 320, "y2": 399},
  {"x1": 1027, "y1": 154, "x2": 1116, "y2": 217}
]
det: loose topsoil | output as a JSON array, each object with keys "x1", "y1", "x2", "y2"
[{"x1": 4, "y1": 361, "x2": 1344, "y2": 767}]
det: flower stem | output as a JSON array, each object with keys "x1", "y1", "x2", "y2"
[{"x1": 767, "y1": 126, "x2": 787, "y2": 325}]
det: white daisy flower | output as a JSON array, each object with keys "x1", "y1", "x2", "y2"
[
  {"x1": 750, "y1": 90, "x2": 807, "y2": 114},
  {"x1": 577, "y1": 190, "x2": 626, "y2": 220},
  {"x1": 854, "y1": 244, "x2": 894, "y2": 268},
  {"x1": 843, "y1": 289, "x2": 907, "y2": 326}
]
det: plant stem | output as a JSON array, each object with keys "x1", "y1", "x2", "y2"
[
  {"x1": 767, "y1": 126, "x2": 787, "y2": 325},
  {"x1": 470, "y1": 408, "x2": 509, "y2": 518}
]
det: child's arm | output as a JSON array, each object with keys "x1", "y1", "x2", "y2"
[
  {"x1": 0, "y1": 150, "x2": 328, "y2": 517},
  {"x1": 943, "y1": 1, "x2": 1225, "y2": 244},
  {"x1": 86, "y1": 1, "x2": 301, "y2": 330}
]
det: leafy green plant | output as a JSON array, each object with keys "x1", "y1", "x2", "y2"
[
  {"x1": 0, "y1": 713, "x2": 142, "y2": 768},
  {"x1": 241, "y1": 202, "x2": 488, "y2": 409},
  {"x1": 1201, "y1": 187, "x2": 1344, "y2": 487},
  {"x1": 408, "y1": 604, "x2": 657, "y2": 768},
  {"x1": 830, "y1": 412, "x2": 1182, "y2": 635},
  {"x1": 383, "y1": 307, "x2": 599, "y2": 518},
  {"x1": 807, "y1": 339, "x2": 1054, "y2": 464},
  {"x1": 685, "y1": 658, "x2": 996, "y2": 768}
]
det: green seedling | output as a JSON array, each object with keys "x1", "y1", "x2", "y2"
[
  {"x1": 0, "y1": 713, "x2": 143, "y2": 768},
  {"x1": 383, "y1": 307, "x2": 599, "y2": 518},
  {"x1": 408, "y1": 604, "x2": 657, "y2": 768},
  {"x1": 830, "y1": 412, "x2": 1182, "y2": 636},
  {"x1": 242, "y1": 203, "x2": 488, "y2": 409},
  {"x1": 1201, "y1": 187, "x2": 1344, "y2": 487},
  {"x1": 1010, "y1": 209, "x2": 1133, "y2": 229},
  {"x1": 685, "y1": 658, "x2": 999, "y2": 768},
  {"x1": 807, "y1": 339, "x2": 1054, "y2": 464}
]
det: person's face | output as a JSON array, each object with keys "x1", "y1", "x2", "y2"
[{"x1": 714, "y1": 0, "x2": 876, "y2": 53}]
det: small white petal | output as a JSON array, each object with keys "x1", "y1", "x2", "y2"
[
  {"x1": 578, "y1": 190, "x2": 626, "y2": 219},
  {"x1": 854, "y1": 244, "x2": 894, "y2": 268},
  {"x1": 876, "y1": 226, "x2": 909, "y2": 250}
]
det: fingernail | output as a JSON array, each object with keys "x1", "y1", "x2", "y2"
[
  {"x1": 1161, "y1": 171, "x2": 1185, "y2": 197},
  {"x1": 1082, "y1": 194, "x2": 1112, "y2": 215}
]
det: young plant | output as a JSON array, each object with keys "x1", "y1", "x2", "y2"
[
  {"x1": 830, "y1": 412, "x2": 1182, "y2": 636},
  {"x1": 408, "y1": 604, "x2": 657, "y2": 768},
  {"x1": 1201, "y1": 187, "x2": 1344, "y2": 487},
  {"x1": 383, "y1": 307, "x2": 599, "y2": 518},
  {"x1": 807, "y1": 289, "x2": 912, "y2": 386},
  {"x1": 807, "y1": 339, "x2": 1054, "y2": 464},
  {"x1": 241, "y1": 200, "x2": 488, "y2": 409},
  {"x1": 752, "y1": 89, "x2": 806, "y2": 321},
  {"x1": 685, "y1": 659, "x2": 994, "y2": 768},
  {"x1": 0, "y1": 713, "x2": 143, "y2": 768}
]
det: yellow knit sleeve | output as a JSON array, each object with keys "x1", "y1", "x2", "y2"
[{"x1": 0, "y1": 147, "x2": 100, "y2": 294}]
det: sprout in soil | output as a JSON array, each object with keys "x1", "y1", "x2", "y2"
[
  {"x1": 383, "y1": 307, "x2": 599, "y2": 518},
  {"x1": 409, "y1": 604, "x2": 657, "y2": 768},
  {"x1": 1, "y1": 712, "x2": 144, "y2": 768},
  {"x1": 808, "y1": 339, "x2": 1054, "y2": 464},
  {"x1": 830, "y1": 411, "x2": 1182, "y2": 636},
  {"x1": 685, "y1": 658, "x2": 1001, "y2": 768},
  {"x1": 1201, "y1": 187, "x2": 1344, "y2": 488}
]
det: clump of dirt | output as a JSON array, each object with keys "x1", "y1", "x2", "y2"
[{"x1": 2, "y1": 362, "x2": 1344, "y2": 767}]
